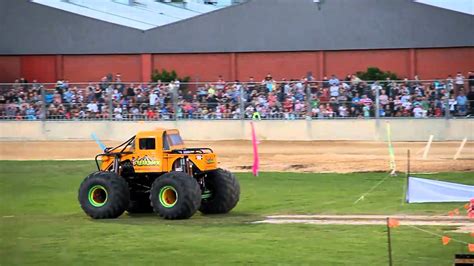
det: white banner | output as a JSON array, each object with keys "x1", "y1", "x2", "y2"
[{"x1": 407, "y1": 177, "x2": 474, "y2": 203}]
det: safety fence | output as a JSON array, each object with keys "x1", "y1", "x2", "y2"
[{"x1": 0, "y1": 79, "x2": 473, "y2": 121}]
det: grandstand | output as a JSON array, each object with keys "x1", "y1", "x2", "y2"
[{"x1": 0, "y1": 0, "x2": 473, "y2": 123}]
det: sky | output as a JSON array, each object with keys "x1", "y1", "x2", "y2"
[{"x1": 414, "y1": 0, "x2": 473, "y2": 15}]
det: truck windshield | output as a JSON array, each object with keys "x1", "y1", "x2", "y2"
[{"x1": 168, "y1": 133, "x2": 183, "y2": 146}]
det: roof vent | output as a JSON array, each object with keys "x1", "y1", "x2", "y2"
[{"x1": 114, "y1": 0, "x2": 135, "y2": 5}]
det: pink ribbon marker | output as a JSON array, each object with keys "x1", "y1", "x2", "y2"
[
  {"x1": 250, "y1": 122, "x2": 259, "y2": 176},
  {"x1": 469, "y1": 199, "x2": 474, "y2": 219}
]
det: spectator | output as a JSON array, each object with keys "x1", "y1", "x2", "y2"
[
  {"x1": 328, "y1": 75, "x2": 340, "y2": 86},
  {"x1": 413, "y1": 104, "x2": 424, "y2": 118},
  {"x1": 360, "y1": 94, "x2": 373, "y2": 107},
  {"x1": 261, "y1": 74, "x2": 275, "y2": 93},
  {"x1": 329, "y1": 83, "x2": 339, "y2": 97},
  {"x1": 207, "y1": 84, "x2": 216, "y2": 96},
  {"x1": 454, "y1": 72, "x2": 465, "y2": 93},
  {"x1": 338, "y1": 104, "x2": 348, "y2": 117},
  {"x1": 93, "y1": 85, "x2": 102, "y2": 100},
  {"x1": 247, "y1": 76, "x2": 256, "y2": 92},
  {"x1": 99, "y1": 76, "x2": 109, "y2": 91},
  {"x1": 114, "y1": 73, "x2": 124, "y2": 93},
  {"x1": 448, "y1": 95, "x2": 457, "y2": 115},
  {"x1": 215, "y1": 75, "x2": 225, "y2": 91},
  {"x1": 467, "y1": 87, "x2": 474, "y2": 116},
  {"x1": 149, "y1": 89, "x2": 158, "y2": 107},
  {"x1": 87, "y1": 100, "x2": 99, "y2": 113},
  {"x1": 456, "y1": 91, "x2": 467, "y2": 116},
  {"x1": 362, "y1": 104, "x2": 370, "y2": 118},
  {"x1": 379, "y1": 89, "x2": 389, "y2": 107},
  {"x1": 446, "y1": 75, "x2": 454, "y2": 92},
  {"x1": 126, "y1": 83, "x2": 135, "y2": 98},
  {"x1": 468, "y1": 71, "x2": 474, "y2": 89}
]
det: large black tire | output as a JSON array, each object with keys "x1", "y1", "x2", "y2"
[
  {"x1": 127, "y1": 193, "x2": 153, "y2": 213},
  {"x1": 78, "y1": 171, "x2": 130, "y2": 219},
  {"x1": 120, "y1": 160, "x2": 135, "y2": 177},
  {"x1": 150, "y1": 172, "x2": 201, "y2": 219},
  {"x1": 199, "y1": 168, "x2": 240, "y2": 214}
]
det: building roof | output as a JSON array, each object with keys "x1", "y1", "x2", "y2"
[
  {"x1": 31, "y1": 0, "x2": 221, "y2": 30},
  {"x1": 415, "y1": 0, "x2": 474, "y2": 15},
  {"x1": 1, "y1": 0, "x2": 473, "y2": 54}
]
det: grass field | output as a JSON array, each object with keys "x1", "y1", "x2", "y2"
[{"x1": 0, "y1": 161, "x2": 473, "y2": 265}]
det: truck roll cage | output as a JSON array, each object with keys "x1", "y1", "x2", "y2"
[{"x1": 171, "y1": 148, "x2": 214, "y2": 154}]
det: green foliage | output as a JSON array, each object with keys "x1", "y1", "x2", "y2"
[
  {"x1": 356, "y1": 67, "x2": 399, "y2": 82},
  {"x1": 151, "y1": 69, "x2": 191, "y2": 83}
]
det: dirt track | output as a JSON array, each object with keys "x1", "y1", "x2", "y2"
[
  {"x1": 1, "y1": 140, "x2": 473, "y2": 173},
  {"x1": 254, "y1": 215, "x2": 474, "y2": 233}
]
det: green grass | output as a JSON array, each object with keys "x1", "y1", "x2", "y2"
[{"x1": 0, "y1": 161, "x2": 473, "y2": 265}]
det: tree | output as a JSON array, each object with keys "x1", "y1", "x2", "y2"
[
  {"x1": 355, "y1": 67, "x2": 399, "y2": 82},
  {"x1": 151, "y1": 69, "x2": 191, "y2": 83}
]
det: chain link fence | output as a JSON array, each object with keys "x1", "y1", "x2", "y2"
[{"x1": 1, "y1": 78, "x2": 473, "y2": 121}]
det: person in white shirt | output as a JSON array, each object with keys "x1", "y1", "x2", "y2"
[
  {"x1": 328, "y1": 75, "x2": 340, "y2": 86},
  {"x1": 413, "y1": 105, "x2": 424, "y2": 118},
  {"x1": 149, "y1": 91, "x2": 158, "y2": 106},
  {"x1": 454, "y1": 72, "x2": 465, "y2": 92},
  {"x1": 87, "y1": 101, "x2": 98, "y2": 113},
  {"x1": 400, "y1": 93, "x2": 411, "y2": 104},
  {"x1": 338, "y1": 105, "x2": 348, "y2": 117},
  {"x1": 113, "y1": 105, "x2": 122, "y2": 114},
  {"x1": 215, "y1": 107, "x2": 222, "y2": 119},
  {"x1": 402, "y1": 101, "x2": 412, "y2": 111},
  {"x1": 215, "y1": 76, "x2": 225, "y2": 91},
  {"x1": 448, "y1": 95, "x2": 457, "y2": 113},
  {"x1": 342, "y1": 82, "x2": 350, "y2": 91},
  {"x1": 174, "y1": 79, "x2": 180, "y2": 90},
  {"x1": 446, "y1": 75, "x2": 454, "y2": 91},
  {"x1": 371, "y1": 83, "x2": 382, "y2": 95},
  {"x1": 330, "y1": 85, "x2": 339, "y2": 97},
  {"x1": 379, "y1": 90, "x2": 389, "y2": 106},
  {"x1": 115, "y1": 112, "x2": 123, "y2": 120}
]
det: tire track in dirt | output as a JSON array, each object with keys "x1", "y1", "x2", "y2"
[{"x1": 253, "y1": 214, "x2": 474, "y2": 233}]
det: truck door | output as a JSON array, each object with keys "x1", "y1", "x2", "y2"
[{"x1": 132, "y1": 137, "x2": 162, "y2": 173}]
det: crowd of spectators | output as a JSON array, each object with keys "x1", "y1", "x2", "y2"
[{"x1": 1, "y1": 71, "x2": 474, "y2": 120}]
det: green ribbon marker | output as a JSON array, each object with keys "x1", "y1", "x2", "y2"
[
  {"x1": 386, "y1": 122, "x2": 396, "y2": 175},
  {"x1": 252, "y1": 111, "x2": 261, "y2": 120}
]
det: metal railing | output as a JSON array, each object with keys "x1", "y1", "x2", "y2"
[{"x1": 0, "y1": 79, "x2": 473, "y2": 121}]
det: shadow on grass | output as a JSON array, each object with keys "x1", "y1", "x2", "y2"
[{"x1": 90, "y1": 211, "x2": 261, "y2": 227}]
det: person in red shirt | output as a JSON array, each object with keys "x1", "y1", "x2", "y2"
[
  {"x1": 319, "y1": 88, "x2": 330, "y2": 103},
  {"x1": 146, "y1": 108, "x2": 155, "y2": 120},
  {"x1": 283, "y1": 97, "x2": 293, "y2": 112},
  {"x1": 268, "y1": 92, "x2": 277, "y2": 108}
]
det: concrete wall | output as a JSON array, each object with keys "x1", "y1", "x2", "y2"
[{"x1": 1, "y1": 120, "x2": 472, "y2": 142}]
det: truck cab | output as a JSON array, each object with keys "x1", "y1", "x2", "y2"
[{"x1": 98, "y1": 128, "x2": 218, "y2": 176}]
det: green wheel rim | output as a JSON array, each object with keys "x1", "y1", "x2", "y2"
[
  {"x1": 202, "y1": 189, "x2": 212, "y2": 199},
  {"x1": 159, "y1": 186, "x2": 178, "y2": 208},
  {"x1": 88, "y1": 185, "x2": 108, "y2": 207}
]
